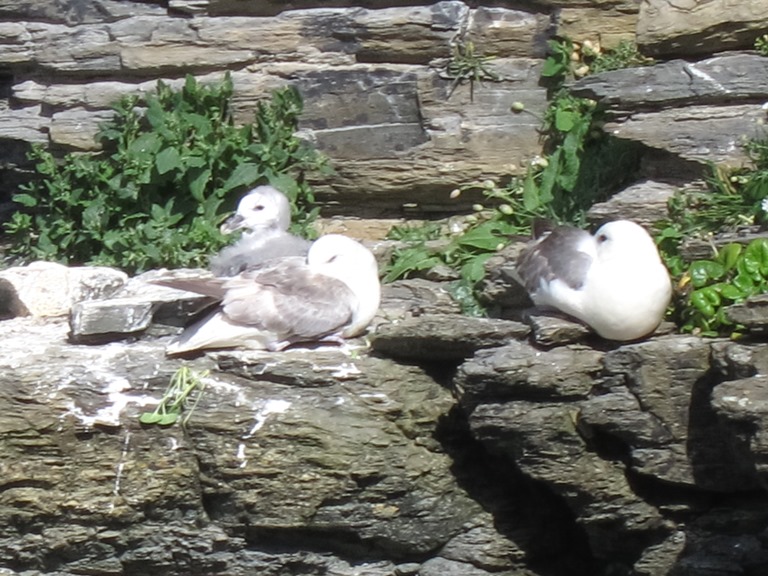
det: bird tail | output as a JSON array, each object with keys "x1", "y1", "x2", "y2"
[{"x1": 166, "y1": 309, "x2": 271, "y2": 356}]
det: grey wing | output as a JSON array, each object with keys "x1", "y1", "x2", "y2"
[
  {"x1": 516, "y1": 226, "x2": 594, "y2": 292},
  {"x1": 150, "y1": 276, "x2": 229, "y2": 299},
  {"x1": 220, "y1": 266, "x2": 355, "y2": 341}
]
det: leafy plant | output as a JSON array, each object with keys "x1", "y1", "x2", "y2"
[
  {"x1": 4, "y1": 74, "x2": 328, "y2": 273},
  {"x1": 445, "y1": 40, "x2": 500, "y2": 100},
  {"x1": 655, "y1": 137, "x2": 768, "y2": 269},
  {"x1": 523, "y1": 38, "x2": 647, "y2": 223},
  {"x1": 589, "y1": 40, "x2": 654, "y2": 74},
  {"x1": 383, "y1": 179, "x2": 549, "y2": 314},
  {"x1": 756, "y1": 33, "x2": 768, "y2": 57},
  {"x1": 677, "y1": 239, "x2": 768, "y2": 336},
  {"x1": 656, "y1": 134, "x2": 768, "y2": 335},
  {"x1": 140, "y1": 366, "x2": 208, "y2": 427}
]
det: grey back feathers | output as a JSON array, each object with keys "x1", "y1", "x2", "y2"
[{"x1": 517, "y1": 225, "x2": 594, "y2": 293}]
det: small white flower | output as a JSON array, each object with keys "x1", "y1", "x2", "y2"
[{"x1": 761, "y1": 198, "x2": 768, "y2": 213}]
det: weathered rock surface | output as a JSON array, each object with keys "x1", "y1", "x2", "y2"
[
  {"x1": 2, "y1": 0, "x2": 758, "y2": 221},
  {"x1": 637, "y1": 0, "x2": 768, "y2": 57},
  {"x1": 571, "y1": 53, "x2": 768, "y2": 168},
  {"x1": 3, "y1": 259, "x2": 768, "y2": 575},
  {"x1": 0, "y1": 261, "x2": 127, "y2": 317}
]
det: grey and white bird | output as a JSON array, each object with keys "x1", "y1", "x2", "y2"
[
  {"x1": 516, "y1": 219, "x2": 672, "y2": 341},
  {"x1": 209, "y1": 185, "x2": 310, "y2": 277},
  {"x1": 155, "y1": 234, "x2": 381, "y2": 355}
]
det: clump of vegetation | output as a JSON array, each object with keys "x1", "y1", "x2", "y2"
[
  {"x1": 677, "y1": 239, "x2": 768, "y2": 337},
  {"x1": 657, "y1": 136, "x2": 768, "y2": 335},
  {"x1": 140, "y1": 366, "x2": 208, "y2": 427},
  {"x1": 657, "y1": 138, "x2": 768, "y2": 276},
  {"x1": 445, "y1": 40, "x2": 500, "y2": 100},
  {"x1": 756, "y1": 33, "x2": 768, "y2": 56},
  {"x1": 384, "y1": 179, "x2": 546, "y2": 315},
  {"x1": 4, "y1": 74, "x2": 328, "y2": 273}
]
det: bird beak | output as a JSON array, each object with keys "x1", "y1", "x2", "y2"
[{"x1": 220, "y1": 213, "x2": 246, "y2": 234}]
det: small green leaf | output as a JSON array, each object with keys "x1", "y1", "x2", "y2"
[
  {"x1": 716, "y1": 243, "x2": 743, "y2": 271},
  {"x1": 718, "y1": 283, "x2": 745, "y2": 301},
  {"x1": 139, "y1": 412, "x2": 163, "y2": 424},
  {"x1": 456, "y1": 226, "x2": 504, "y2": 251},
  {"x1": 690, "y1": 290, "x2": 715, "y2": 317},
  {"x1": 157, "y1": 413, "x2": 179, "y2": 426},
  {"x1": 689, "y1": 260, "x2": 725, "y2": 288},
  {"x1": 554, "y1": 109, "x2": 575, "y2": 132},
  {"x1": 155, "y1": 147, "x2": 182, "y2": 175},
  {"x1": 221, "y1": 163, "x2": 264, "y2": 193},
  {"x1": 12, "y1": 193, "x2": 38, "y2": 207},
  {"x1": 460, "y1": 252, "x2": 495, "y2": 283}
]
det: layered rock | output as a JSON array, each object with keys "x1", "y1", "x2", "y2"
[
  {"x1": 3, "y1": 253, "x2": 768, "y2": 575},
  {"x1": 2, "y1": 0, "x2": 762, "y2": 222}
]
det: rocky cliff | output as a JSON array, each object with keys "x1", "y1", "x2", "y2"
[
  {"x1": 3, "y1": 256, "x2": 768, "y2": 575},
  {"x1": 2, "y1": 1, "x2": 768, "y2": 575},
  {"x1": 0, "y1": 0, "x2": 766, "y2": 220}
]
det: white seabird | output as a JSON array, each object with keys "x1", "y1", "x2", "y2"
[
  {"x1": 155, "y1": 234, "x2": 381, "y2": 355},
  {"x1": 516, "y1": 219, "x2": 672, "y2": 341},
  {"x1": 209, "y1": 185, "x2": 311, "y2": 277}
]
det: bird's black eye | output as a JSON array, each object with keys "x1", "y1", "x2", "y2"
[
  {"x1": 254, "y1": 205, "x2": 265, "y2": 211},
  {"x1": 597, "y1": 233, "x2": 608, "y2": 243}
]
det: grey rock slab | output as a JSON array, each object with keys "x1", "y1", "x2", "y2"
[
  {"x1": 603, "y1": 336, "x2": 759, "y2": 490},
  {"x1": 0, "y1": 261, "x2": 127, "y2": 318},
  {"x1": 579, "y1": 388, "x2": 674, "y2": 447},
  {"x1": 711, "y1": 340, "x2": 768, "y2": 380},
  {"x1": 466, "y1": 400, "x2": 667, "y2": 562},
  {"x1": 371, "y1": 314, "x2": 530, "y2": 361},
  {"x1": 455, "y1": 340, "x2": 605, "y2": 407},
  {"x1": 726, "y1": 294, "x2": 768, "y2": 332},
  {"x1": 571, "y1": 53, "x2": 768, "y2": 109},
  {"x1": 0, "y1": 313, "x2": 504, "y2": 572},
  {"x1": 191, "y1": 347, "x2": 483, "y2": 558},
  {"x1": 521, "y1": 309, "x2": 592, "y2": 346},
  {"x1": 374, "y1": 278, "x2": 462, "y2": 326},
  {"x1": 586, "y1": 179, "x2": 676, "y2": 227},
  {"x1": 603, "y1": 103, "x2": 766, "y2": 167},
  {"x1": 637, "y1": 0, "x2": 768, "y2": 57},
  {"x1": 68, "y1": 297, "x2": 155, "y2": 344}
]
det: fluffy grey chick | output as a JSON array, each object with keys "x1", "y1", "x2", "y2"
[{"x1": 209, "y1": 185, "x2": 310, "y2": 277}]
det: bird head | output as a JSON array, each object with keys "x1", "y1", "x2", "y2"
[
  {"x1": 221, "y1": 185, "x2": 291, "y2": 235},
  {"x1": 594, "y1": 220, "x2": 661, "y2": 263}
]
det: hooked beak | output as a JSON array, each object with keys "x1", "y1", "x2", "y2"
[{"x1": 220, "y1": 213, "x2": 246, "y2": 234}]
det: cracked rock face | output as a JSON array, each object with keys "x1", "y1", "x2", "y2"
[{"x1": 4, "y1": 259, "x2": 768, "y2": 575}]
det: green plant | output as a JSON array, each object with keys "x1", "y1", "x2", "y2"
[
  {"x1": 445, "y1": 40, "x2": 500, "y2": 100},
  {"x1": 655, "y1": 137, "x2": 768, "y2": 264},
  {"x1": 383, "y1": 179, "x2": 550, "y2": 314},
  {"x1": 140, "y1": 366, "x2": 208, "y2": 427},
  {"x1": 523, "y1": 38, "x2": 647, "y2": 223},
  {"x1": 756, "y1": 33, "x2": 768, "y2": 56},
  {"x1": 655, "y1": 135, "x2": 768, "y2": 335},
  {"x1": 4, "y1": 74, "x2": 328, "y2": 273},
  {"x1": 677, "y1": 239, "x2": 768, "y2": 336},
  {"x1": 589, "y1": 40, "x2": 654, "y2": 73}
]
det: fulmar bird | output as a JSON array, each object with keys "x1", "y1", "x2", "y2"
[
  {"x1": 209, "y1": 185, "x2": 310, "y2": 277},
  {"x1": 516, "y1": 219, "x2": 671, "y2": 341},
  {"x1": 155, "y1": 234, "x2": 381, "y2": 355}
]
